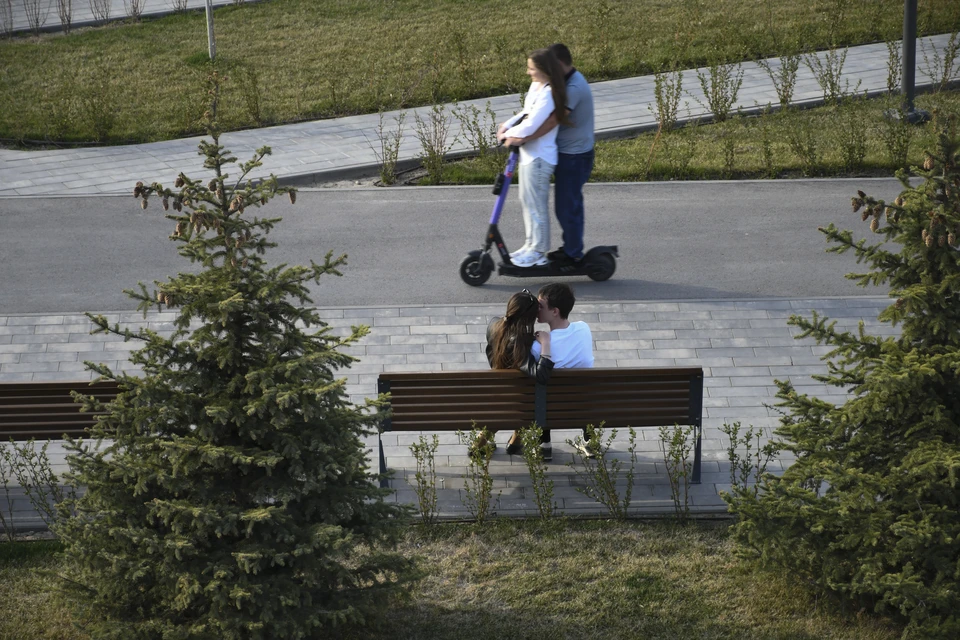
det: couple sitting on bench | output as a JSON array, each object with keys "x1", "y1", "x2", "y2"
[{"x1": 484, "y1": 283, "x2": 594, "y2": 460}]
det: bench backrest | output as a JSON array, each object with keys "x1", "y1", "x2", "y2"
[
  {"x1": 0, "y1": 381, "x2": 120, "y2": 441},
  {"x1": 377, "y1": 368, "x2": 703, "y2": 432}
]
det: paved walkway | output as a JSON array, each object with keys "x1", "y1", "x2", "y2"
[
  {"x1": 1, "y1": 296, "x2": 897, "y2": 529},
  {"x1": 2, "y1": 34, "x2": 959, "y2": 197},
  {"x1": 2, "y1": 0, "x2": 239, "y2": 36}
]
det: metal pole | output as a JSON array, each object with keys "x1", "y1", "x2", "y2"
[
  {"x1": 901, "y1": 0, "x2": 917, "y2": 113},
  {"x1": 206, "y1": 0, "x2": 216, "y2": 61}
]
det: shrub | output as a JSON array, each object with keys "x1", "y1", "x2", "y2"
[
  {"x1": 56, "y1": 72, "x2": 415, "y2": 638},
  {"x1": 728, "y1": 119, "x2": 960, "y2": 639}
]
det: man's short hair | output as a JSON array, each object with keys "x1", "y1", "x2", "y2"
[
  {"x1": 538, "y1": 283, "x2": 575, "y2": 319},
  {"x1": 549, "y1": 43, "x2": 573, "y2": 67}
]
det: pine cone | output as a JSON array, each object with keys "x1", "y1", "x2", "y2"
[
  {"x1": 156, "y1": 291, "x2": 163, "y2": 303},
  {"x1": 861, "y1": 210, "x2": 870, "y2": 222},
  {"x1": 884, "y1": 207, "x2": 893, "y2": 219},
  {"x1": 894, "y1": 196, "x2": 904, "y2": 207},
  {"x1": 175, "y1": 221, "x2": 185, "y2": 236},
  {"x1": 231, "y1": 257, "x2": 238, "y2": 267},
  {"x1": 852, "y1": 197, "x2": 863, "y2": 213},
  {"x1": 925, "y1": 234, "x2": 935, "y2": 247},
  {"x1": 949, "y1": 233, "x2": 957, "y2": 246},
  {"x1": 895, "y1": 298, "x2": 904, "y2": 309},
  {"x1": 924, "y1": 155, "x2": 934, "y2": 171},
  {"x1": 175, "y1": 175, "x2": 185, "y2": 188},
  {"x1": 242, "y1": 258, "x2": 248, "y2": 268},
  {"x1": 939, "y1": 235, "x2": 946, "y2": 247},
  {"x1": 133, "y1": 185, "x2": 142, "y2": 198},
  {"x1": 289, "y1": 191, "x2": 297, "y2": 204},
  {"x1": 216, "y1": 188, "x2": 224, "y2": 200},
  {"x1": 140, "y1": 199, "x2": 148, "y2": 210},
  {"x1": 857, "y1": 190, "x2": 866, "y2": 199},
  {"x1": 208, "y1": 180, "x2": 217, "y2": 191},
  {"x1": 870, "y1": 218, "x2": 879, "y2": 232},
  {"x1": 162, "y1": 197, "x2": 170, "y2": 211},
  {"x1": 922, "y1": 228, "x2": 929, "y2": 241}
]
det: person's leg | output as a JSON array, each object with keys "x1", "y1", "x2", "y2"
[
  {"x1": 517, "y1": 162, "x2": 535, "y2": 252},
  {"x1": 529, "y1": 158, "x2": 553, "y2": 254},
  {"x1": 554, "y1": 150, "x2": 594, "y2": 260},
  {"x1": 553, "y1": 154, "x2": 577, "y2": 257},
  {"x1": 517, "y1": 158, "x2": 553, "y2": 263}
]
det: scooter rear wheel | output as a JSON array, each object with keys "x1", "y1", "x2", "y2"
[
  {"x1": 587, "y1": 253, "x2": 616, "y2": 282},
  {"x1": 460, "y1": 252, "x2": 493, "y2": 286}
]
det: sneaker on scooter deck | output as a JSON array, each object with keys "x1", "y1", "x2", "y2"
[{"x1": 496, "y1": 244, "x2": 619, "y2": 280}]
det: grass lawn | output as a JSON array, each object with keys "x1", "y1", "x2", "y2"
[
  {"x1": 442, "y1": 89, "x2": 960, "y2": 185},
  {"x1": 0, "y1": 0, "x2": 958, "y2": 145},
  {"x1": 1, "y1": 520, "x2": 903, "y2": 640}
]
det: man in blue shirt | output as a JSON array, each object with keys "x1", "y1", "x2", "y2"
[{"x1": 518, "y1": 43, "x2": 595, "y2": 268}]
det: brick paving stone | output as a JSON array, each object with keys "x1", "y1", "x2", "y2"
[{"x1": 0, "y1": 295, "x2": 903, "y2": 528}]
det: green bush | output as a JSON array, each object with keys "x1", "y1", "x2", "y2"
[
  {"x1": 56, "y1": 74, "x2": 415, "y2": 638},
  {"x1": 727, "y1": 117, "x2": 960, "y2": 638}
]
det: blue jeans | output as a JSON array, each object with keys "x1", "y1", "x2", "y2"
[
  {"x1": 554, "y1": 149, "x2": 594, "y2": 259},
  {"x1": 518, "y1": 157, "x2": 555, "y2": 254}
]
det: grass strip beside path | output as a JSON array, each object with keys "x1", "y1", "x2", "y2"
[
  {"x1": 1, "y1": 0, "x2": 958, "y2": 145},
  {"x1": 442, "y1": 91, "x2": 960, "y2": 186},
  {"x1": 1, "y1": 521, "x2": 902, "y2": 639}
]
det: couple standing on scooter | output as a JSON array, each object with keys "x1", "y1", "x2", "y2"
[{"x1": 496, "y1": 43, "x2": 595, "y2": 270}]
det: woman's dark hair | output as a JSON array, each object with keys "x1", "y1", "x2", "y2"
[
  {"x1": 490, "y1": 290, "x2": 539, "y2": 369},
  {"x1": 529, "y1": 48, "x2": 571, "y2": 127}
]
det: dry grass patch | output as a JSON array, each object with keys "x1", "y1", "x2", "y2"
[{"x1": 0, "y1": 521, "x2": 905, "y2": 639}]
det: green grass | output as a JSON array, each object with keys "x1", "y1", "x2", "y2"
[
  {"x1": 1, "y1": 0, "x2": 958, "y2": 145},
  {"x1": 0, "y1": 521, "x2": 902, "y2": 639},
  {"x1": 441, "y1": 90, "x2": 960, "y2": 185},
  {"x1": 0, "y1": 540, "x2": 91, "y2": 640},
  {"x1": 361, "y1": 520, "x2": 902, "y2": 639}
]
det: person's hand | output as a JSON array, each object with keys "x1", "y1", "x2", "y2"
[
  {"x1": 535, "y1": 331, "x2": 551, "y2": 347},
  {"x1": 503, "y1": 136, "x2": 524, "y2": 147}
]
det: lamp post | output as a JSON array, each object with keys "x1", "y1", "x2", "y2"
[
  {"x1": 894, "y1": 0, "x2": 930, "y2": 124},
  {"x1": 206, "y1": 0, "x2": 216, "y2": 61}
]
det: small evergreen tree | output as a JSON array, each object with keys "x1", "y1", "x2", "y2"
[
  {"x1": 727, "y1": 118, "x2": 960, "y2": 638},
  {"x1": 58, "y1": 72, "x2": 414, "y2": 639}
]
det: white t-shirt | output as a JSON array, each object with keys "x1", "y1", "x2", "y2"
[
  {"x1": 503, "y1": 82, "x2": 559, "y2": 166},
  {"x1": 531, "y1": 321, "x2": 594, "y2": 368}
]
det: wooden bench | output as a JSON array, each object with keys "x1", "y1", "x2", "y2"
[
  {"x1": 0, "y1": 381, "x2": 120, "y2": 441},
  {"x1": 377, "y1": 367, "x2": 704, "y2": 484}
]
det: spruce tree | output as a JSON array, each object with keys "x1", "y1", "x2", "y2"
[
  {"x1": 728, "y1": 118, "x2": 960, "y2": 638},
  {"x1": 58, "y1": 72, "x2": 414, "y2": 639}
]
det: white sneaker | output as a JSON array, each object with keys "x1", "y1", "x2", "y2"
[
  {"x1": 513, "y1": 251, "x2": 547, "y2": 268},
  {"x1": 509, "y1": 244, "x2": 531, "y2": 259}
]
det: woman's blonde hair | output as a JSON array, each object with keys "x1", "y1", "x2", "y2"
[{"x1": 490, "y1": 290, "x2": 539, "y2": 369}]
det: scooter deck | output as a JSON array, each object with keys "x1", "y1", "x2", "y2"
[{"x1": 497, "y1": 261, "x2": 589, "y2": 278}]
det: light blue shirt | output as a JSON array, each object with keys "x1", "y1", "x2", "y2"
[{"x1": 556, "y1": 70, "x2": 594, "y2": 155}]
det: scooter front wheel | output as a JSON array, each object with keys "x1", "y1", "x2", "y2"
[{"x1": 460, "y1": 251, "x2": 493, "y2": 286}]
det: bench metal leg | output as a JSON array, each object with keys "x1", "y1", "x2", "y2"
[
  {"x1": 691, "y1": 426, "x2": 702, "y2": 484},
  {"x1": 378, "y1": 435, "x2": 388, "y2": 489}
]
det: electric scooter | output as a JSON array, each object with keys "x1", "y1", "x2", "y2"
[{"x1": 459, "y1": 144, "x2": 618, "y2": 287}]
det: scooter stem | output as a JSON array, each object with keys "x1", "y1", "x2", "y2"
[{"x1": 489, "y1": 147, "x2": 520, "y2": 225}]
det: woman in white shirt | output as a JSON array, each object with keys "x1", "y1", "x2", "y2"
[{"x1": 498, "y1": 49, "x2": 570, "y2": 268}]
